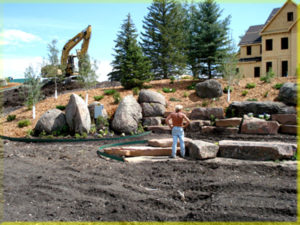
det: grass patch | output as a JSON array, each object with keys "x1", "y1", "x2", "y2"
[
  {"x1": 132, "y1": 87, "x2": 140, "y2": 95},
  {"x1": 242, "y1": 90, "x2": 248, "y2": 96},
  {"x1": 7, "y1": 114, "x2": 16, "y2": 122},
  {"x1": 273, "y1": 83, "x2": 283, "y2": 90},
  {"x1": 104, "y1": 89, "x2": 117, "y2": 95},
  {"x1": 186, "y1": 83, "x2": 196, "y2": 90},
  {"x1": 94, "y1": 95, "x2": 104, "y2": 101},
  {"x1": 169, "y1": 97, "x2": 181, "y2": 102},
  {"x1": 246, "y1": 83, "x2": 256, "y2": 89},
  {"x1": 18, "y1": 119, "x2": 30, "y2": 128},
  {"x1": 263, "y1": 91, "x2": 269, "y2": 98},
  {"x1": 247, "y1": 98, "x2": 258, "y2": 101},
  {"x1": 162, "y1": 87, "x2": 176, "y2": 93},
  {"x1": 223, "y1": 86, "x2": 233, "y2": 93},
  {"x1": 113, "y1": 92, "x2": 121, "y2": 104},
  {"x1": 56, "y1": 105, "x2": 66, "y2": 110}
]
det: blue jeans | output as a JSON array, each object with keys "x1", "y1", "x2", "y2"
[{"x1": 172, "y1": 126, "x2": 185, "y2": 157}]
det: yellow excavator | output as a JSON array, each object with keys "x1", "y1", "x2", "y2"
[
  {"x1": 42, "y1": 25, "x2": 92, "y2": 78},
  {"x1": 62, "y1": 25, "x2": 92, "y2": 76}
]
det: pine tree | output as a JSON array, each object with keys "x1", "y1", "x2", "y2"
[
  {"x1": 141, "y1": 0, "x2": 186, "y2": 79},
  {"x1": 108, "y1": 13, "x2": 152, "y2": 89},
  {"x1": 186, "y1": 0, "x2": 231, "y2": 79}
]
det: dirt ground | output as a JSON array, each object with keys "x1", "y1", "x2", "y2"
[{"x1": 2, "y1": 133, "x2": 297, "y2": 222}]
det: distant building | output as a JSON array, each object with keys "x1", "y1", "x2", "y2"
[{"x1": 237, "y1": 0, "x2": 298, "y2": 78}]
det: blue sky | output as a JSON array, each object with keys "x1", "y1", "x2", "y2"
[{"x1": 1, "y1": 1, "x2": 297, "y2": 80}]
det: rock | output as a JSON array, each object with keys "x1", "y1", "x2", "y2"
[
  {"x1": 215, "y1": 118, "x2": 242, "y2": 127},
  {"x1": 143, "y1": 117, "x2": 162, "y2": 126},
  {"x1": 112, "y1": 95, "x2": 142, "y2": 134},
  {"x1": 186, "y1": 120, "x2": 211, "y2": 132},
  {"x1": 280, "y1": 125, "x2": 297, "y2": 135},
  {"x1": 219, "y1": 140, "x2": 296, "y2": 161},
  {"x1": 189, "y1": 107, "x2": 224, "y2": 120},
  {"x1": 188, "y1": 140, "x2": 219, "y2": 159},
  {"x1": 148, "y1": 138, "x2": 193, "y2": 147},
  {"x1": 34, "y1": 109, "x2": 67, "y2": 134},
  {"x1": 138, "y1": 89, "x2": 166, "y2": 105},
  {"x1": 201, "y1": 126, "x2": 239, "y2": 135},
  {"x1": 240, "y1": 115, "x2": 280, "y2": 135},
  {"x1": 226, "y1": 101, "x2": 296, "y2": 117},
  {"x1": 195, "y1": 80, "x2": 222, "y2": 98},
  {"x1": 88, "y1": 102, "x2": 108, "y2": 121},
  {"x1": 141, "y1": 102, "x2": 165, "y2": 117},
  {"x1": 65, "y1": 94, "x2": 91, "y2": 134},
  {"x1": 278, "y1": 82, "x2": 297, "y2": 106},
  {"x1": 146, "y1": 126, "x2": 171, "y2": 134},
  {"x1": 272, "y1": 114, "x2": 297, "y2": 125}
]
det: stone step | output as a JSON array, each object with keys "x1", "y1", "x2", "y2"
[
  {"x1": 241, "y1": 115, "x2": 280, "y2": 135},
  {"x1": 219, "y1": 140, "x2": 297, "y2": 161},
  {"x1": 146, "y1": 126, "x2": 171, "y2": 134},
  {"x1": 104, "y1": 146, "x2": 180, "y2": 157},
  {"x1": 272, "y1": 114, "x2": 297, "y2": 125},
  {"x1": 279, "y1": 125, "x2": 297, "y2": 135},
  {"x1": 215, "y1": 117, "x2": 242, "y2": 127},
  {"x1": 148, "y1": 138, "x2": 192, "y2": 147},
  {"x1": 201, "y1": 126, "x2": 239, "y2": 135}
]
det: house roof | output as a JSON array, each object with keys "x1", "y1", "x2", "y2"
[
  {"x1": 239, "y1": 25, "x2": 264, "y2": 45},
  {"x1": 264, "y1": 8, "x2": 280, "y2": 24}
]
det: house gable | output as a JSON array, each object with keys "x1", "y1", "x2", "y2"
[{"x1": 261, "y1": 0, "x2": 297, "y2": 35}]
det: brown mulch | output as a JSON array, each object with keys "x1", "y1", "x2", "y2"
[
  {"x1": 1, "y1": 77, "x2": 297, "y2": 137},
  {"x1": 0, "y1": 82, "x2": 22, "y2": 90}
]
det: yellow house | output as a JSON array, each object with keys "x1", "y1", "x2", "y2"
[{"x1": 237, "y1": 0, "x2": 298, "y2": 78}]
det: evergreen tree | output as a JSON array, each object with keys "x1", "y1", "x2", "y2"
[
  {"x1": 141, "y1": 0, "x2": 186, "y2": 79},
  {"x1": 108, "y1": 13, "x2": 152, "y2": 89},
  {"x1": 186, "y1": 0, "x2": 231, "y2": 79}
]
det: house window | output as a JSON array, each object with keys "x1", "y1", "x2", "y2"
[
  {"x1": 266, "y1": 62, "x2": 272, "y2": 73},
  {"x1": 254, "y1": 67, "x2": 260, "y2": 77},
  {"x1": 281, "y1": 37, "x2": 288, "y2": 49},
  {"x1": 282, "y1": 61, "x2": 288, "y2": 77},
  {"x1": 287, "y1": 12, "x2": 294, "y2": 21},
  {"x1": 247, "y1": 46, "x2": 251, "y2": 55},
  {"x1": 266, "y1": 39, "x2": 273, "y2": 51}
]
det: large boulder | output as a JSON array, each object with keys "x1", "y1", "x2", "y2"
[
  {"x1": 138, "y1": 89, "x2": 166, "y2": 105},
  {"x1": 140, "y1": 102, "x2": 165, "y2": 117},
  {"x1": 278, "y1": 82, "x2": 297, "y2": 106},
  {"x1": 188, "y1": 140, "x2": 219, "y2": 159},
  {"x1": 112, "y1": 95, "x2": 142, "y2": 134},
  {"x1": 271, "y1": 114, "x2": 297, "y2": 125},
  {"x1": 219, "y1": 140, "x2": 296, "y2": 161},
  {"x1": 65, "y1": 94, "x2": 91, "y2": 134},
  {"x1": 148, "y1": 138, "x2": 192, "y2": 147},
  {"x1": 88, "y1": 102, "x2": 108, "y2": 121},
  {"x1": 226, "y1": 101, "x2": 296, "y2": 117},
  {"x1": 34, "y1": 109, "x2": 67, "y2": 135},
  {"x1": 240, "y1": 115, "x2": 280, "y2": 135},
  {"x1": 142, "y1": 117, "x2": 162, "y2": 126},
  {"x1": 189, "y1": 107, "x2": 224, "y2": 120},
  {"x1": 215, "y1": 118, "x2": 242, "y2": 127},
  {"x1": 195, "y1": 80, "x2": 222, "y2": 98},
  {"x1": 186, "y1": 120, "x2": 211, "y2": 132}
]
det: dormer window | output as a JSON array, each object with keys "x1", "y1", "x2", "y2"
[
  {"x1": 247, "y1": 46, "x2": 251, "y2": 55},
  {"x1": 287, "y1": 12, "x2": 293, "y2": 21}
]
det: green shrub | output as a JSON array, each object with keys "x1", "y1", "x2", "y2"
[
  {"x1": 113, "y1": 92, "x2": 121, "y2": 104},
  {"x1": 242, "y1": 90, "x2": 248, "y2": 96},
  {"x1": 7, "y1": 114, "x2": 16, "y2": 122},
  {"x1": 260, "y1": 70, "x2": 275, "y2": 83},
  {"x1": 104, "y1": 89, "x2": 117, "y2": 95},
  {"x1": 39, "y1": 130, "x2": 47, "y2": 137},
  {"x1": 169, "y1": 97, "x2": 181, "y2": 102},
  {"x1": 263, "y1": 91, "x2": 269, "y2": 98},
  {"x1": 223, "y1": 86, "x2": 233, "y2": 93},
  {"x1": 246, "y1": 83, "x2": 256, "y2": 89},
  {"x1": 162, "y1": 87, "x2": 176, "y2": 93},
  {"x1": 132, "y1": 87, "x2": 140, "y2": 96},
  {"x1": 96, "y1": 116, "x2": 109, "y2": 128},
  {"x1": 137, "y1": 122, "x2": 144, "y2": 134},
  {"x1": 170, "y1": 76, "x2": 175, "y2": 84},
  {"x1": 183, "y1": 92, "x2": 189, "y2": 98},
  {"x1": 90, "y1": 125, "x2": 97, "y2": 134},
  {"x1": 26, "y1": 129, "x2": 34, "y2": 138},
  {"x1": 75, "y1": 133, "x2": 81, "y2": 139},
  {"x1": 122, "y1": 78, "x2": 145, "y2": 89},
  {"x1": 273, "y1": 83, "x2": 283, "y2": 90},
  {"x1": 56, "y1": 105, "x2": 66, "y2": 110},
  {"x1": 210, "y1": 114, "x2": 216, "y2": 126},
  {"x1": 94, "y1": 95, "x2": 104, "y2": 101},
  {"x1": 186, "y1": 83, "x2": 196, "y2": 90},
  {"x1": 81, "y1": 132, "x2": 88, "y2": 138},
  {"x1": 247, "y1": 98, "x2": 258, "y2": 101},
  {"x1": 18, "y1": 119, "x2": 30, "y2": 128}
]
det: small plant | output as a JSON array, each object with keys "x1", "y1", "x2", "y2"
[
  {"x1": 247, "y1": 98, "x2": 258, "y2": 101},
  {"x1": 202, "y1": 101, "x2": 208, "y2": 107},
  {"x1": 170, "y1": 76, "x2": 175, "y2": 84},
  {"x1": 186, "y1": 83, "x2": 196, "y2": 90},
  {"x1": 260, "y1": 70, "x2": 274, "y2": 83},
  {"x1": 18, "y1": 119, "x2": 31, "y2": 128},
  {"x1": 81, "y1": 132, "x2": 88, "y2": 138},
  {"x1": 183, "y1": 92, "x2": 189, "y2": 98},
  {"x1": 210, "y1": 114, "x2": 216, "y2": 126},
  {"x1": 132, "y1": 87, "x2": 140, "y2": 95},
  {"x1": 263, "y1": 91, "x2": 269, "y2": 98},
  {"x1": 137, "y1": 122, "x2": 144, "y2": 134},
  {"x1": 162, "y1": 87, "x2": 176, "y2": 93},
  {"x1": 113, "y1": 92, "x2": 121, "y2": 104},
  {"x1": 96, "y1": 116, "x2": 109, "y2": 128},
  {"x1": 223, "y1": 86, "x2": 233, "y2": 93},
  {"x1": 246, "y1": 83, "x2": 256, "y2": 89},
  {"x1": 26, "y1": 129, "x2": 34, "y2": 138},
  {"x1": 169, "y1": 97, "x2": 181, "y2": 102},
  {"x1": 79, "y1": 94, "x2": 84, "y2": 99},
  {"x1": 273, "y1": 83, "x2": 283, "y2": 90},
  {"x1": 75, "y1": 133, "x2": 81, "y2": 139},
  {"x1": 94, "y1": 95, "x2": 104, "y2": 101},
  {"x1": 39, "y1": 130, "x2": 47, "y2": 137},
  {"x1": 242, "y1": 90, "x2": 248, "y2": 96},
  {"x1": 90, "y1": 125, "x2": 97, "y2": 134},
  {"x1": 56, "y1": 105, "x2": 66, "y2": 110},
  {"x1": 104, "y1": 89, "x2": 117, "y2": 95},
  {"x1": 7, "y1": 114, "x2": 16, "y2": 122}
]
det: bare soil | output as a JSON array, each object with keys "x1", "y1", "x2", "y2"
[{"x1": 2, "y1": 133, "x2": 297, "y2": 222}]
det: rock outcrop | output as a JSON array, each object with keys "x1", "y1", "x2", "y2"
[
  {"x1": 240, "y1": 115, "x2": 280, "y2": 135},
  {"x1": 278, "y1": 82, "x2": 297, "y2": 106},
  {"x1": 188, "y1": 140, "x2": 219, "y2": 159},
  {"x1": 195, "y1": 80, "x2": 222, "y2": 98}
]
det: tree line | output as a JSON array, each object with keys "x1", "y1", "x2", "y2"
[{"x1": 108, "y1": 0, "x2": 233, "y2": 89}]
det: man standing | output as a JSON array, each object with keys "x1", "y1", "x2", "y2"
[{"x1": 165, "y1": 105, "x2": 190, "y2": 158}]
